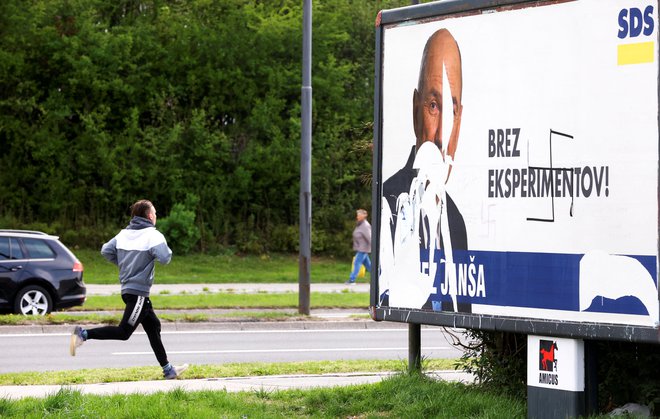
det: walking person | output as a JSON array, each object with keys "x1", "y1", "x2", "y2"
[
  {"x1": 346, "y1": 209, "x2": 371, "y2": 284},
  {"x1": 69, "y1": 199, "x2": 188, "y2": 379}
]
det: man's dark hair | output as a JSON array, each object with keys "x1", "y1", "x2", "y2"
[{"x1": 130, "y1": 199, "x2": 154, "y2": 218}]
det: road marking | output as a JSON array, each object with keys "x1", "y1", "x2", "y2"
[{"x1": 112, "y1": 346, "x2": 452, "y2": 356}]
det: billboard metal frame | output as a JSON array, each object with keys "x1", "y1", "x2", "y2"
[{"x1": 370, "y1": 0, "x2": 660, "y2": 344}]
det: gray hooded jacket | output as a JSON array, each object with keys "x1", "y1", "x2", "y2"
[
  {"x1": 352, "y1": 220, "x2": 371, "y2": 253},
  {"x1": 101, "y1": 216, "x2": 172, "y2": 297}
]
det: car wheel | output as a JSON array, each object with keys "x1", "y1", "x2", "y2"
[{"x1": 14, "y1": 285, "x2": 53, "y2": 316}]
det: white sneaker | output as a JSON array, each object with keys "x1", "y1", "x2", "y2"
[
  {"x1": 69, "y1": 326, "x2": 85, "y2": 356},
  {"x1": 164, "y1": 363, "x2": 189, "y2": 380}
]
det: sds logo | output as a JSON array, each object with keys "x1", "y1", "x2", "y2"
[{"x1": 618, "y1": 6, "x2": 654, "y2": 39}]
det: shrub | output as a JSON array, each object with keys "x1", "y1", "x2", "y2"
[
  {"x1": 456, "y1": 330, "x2": 527, "y2": 400},
  {"x1": 158, "y1": 198, "x2": 200, "y2": 254},
  {"x1": 269, "y1": 224, "x2": 299, "y2": 253},
  {"x1": 234, "y1": 214, "x2": 265, "y2": 254}
]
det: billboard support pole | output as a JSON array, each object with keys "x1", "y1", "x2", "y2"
[
  {"x1": 403, "y1": 0, "x2": 422, "y2": 377},
  {"x1": 408, "y1": 323, "x2": 421, "y2": 372},
  {"x1": 527, "y1": 336, "x2": 586, "y2": 418},
  {"x1": 298, "y1": 0, "x2": 312, "y2": 315},
  {"x1": 584, "y1": 341, "x2": 598, "y2": 415}
]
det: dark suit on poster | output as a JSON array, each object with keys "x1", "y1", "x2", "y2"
[{"x1": 381, "y1": 146, "x2": 470, "y2": 312}]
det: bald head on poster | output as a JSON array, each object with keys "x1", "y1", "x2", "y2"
[{"x1": 412, "y1": 28, "x2": 463, "y2": 182}]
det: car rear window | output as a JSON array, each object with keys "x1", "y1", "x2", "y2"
[
  {"x1": 0, "y1": 237, "x2": 25, "y2": 260},
  {"x1": 23, "y1": 238, "x2": 56, "y2": 259}
]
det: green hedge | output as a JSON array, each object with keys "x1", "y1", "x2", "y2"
[{"x1": 0, "y1": 0, "x2": 402, "y2": 255}]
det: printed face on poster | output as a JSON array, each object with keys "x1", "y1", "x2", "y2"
[{"x1": 377, "y1": 0, "x2": 659, "y2": 328}]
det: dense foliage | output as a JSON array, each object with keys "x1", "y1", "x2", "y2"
[{"x1": 0, "y1": 0, "x2": 407, "y2": 254}]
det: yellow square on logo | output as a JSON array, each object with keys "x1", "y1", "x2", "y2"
[{"x1": 617, "y1": 42, "x2": 655, "y2": 65}]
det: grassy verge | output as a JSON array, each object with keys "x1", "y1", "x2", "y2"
[
  {"x1": 78, "y1": 292, "x2": 369, "y2": 310},
  {"x1": 77, "y1": 249, "x2": 353, "y2": 284},
  {"x1": 0, "y1": 373, "x2": 526, "y2": 418},
  {"x1": 0, "y1": 359, "x2": 457, "y2": 386}
]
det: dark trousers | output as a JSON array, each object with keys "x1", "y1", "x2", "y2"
[{"x1": 86, "y1": 293, "x2": 169, "y2": 367}]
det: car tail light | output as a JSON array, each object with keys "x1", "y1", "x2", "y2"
[{"x1": 73, "y1": 260, "x2": 84, "y2": 272}]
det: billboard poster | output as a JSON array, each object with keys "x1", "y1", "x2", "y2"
[{"x1": 375, "y1": 0, "x2": 659, "y2": 332}]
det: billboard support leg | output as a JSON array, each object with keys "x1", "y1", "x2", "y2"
[
  {"x1": 408, "y1": 323, "x2": 421, "y2": 373},
  {"x1": 527, "y1": 335, "x2": 586, "y2": 419},
  {"x1": 584, "y1": 340, "x2": 598, "y2": 415}
]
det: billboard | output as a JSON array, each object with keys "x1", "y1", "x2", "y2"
[{"x1": 371, "y1": 0, "x2": 660, "y2": 342}]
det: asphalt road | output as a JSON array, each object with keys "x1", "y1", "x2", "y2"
[{"x1": 0, "y1": 326, "x2": 467, "y2": 374}]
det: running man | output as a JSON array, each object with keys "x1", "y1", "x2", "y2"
[{"x1": 69, "y1": 199, "x2": 188, "y2": 379}]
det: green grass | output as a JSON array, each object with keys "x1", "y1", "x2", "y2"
[
  {"x1": 0, "y1": 359, "x2": 457, "y2": 385},
  {"x1": 0, "y1": 373, "x2": 526, "y2": 418},
  {"x1": 76, "y1": 292, "x2": 368, "y2": 310},
  {"x1": 77, "y1": 249, "x2": 353, "y2": 284}
]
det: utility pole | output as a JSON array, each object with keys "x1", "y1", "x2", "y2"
[{"x1": 299, "y1": 0, "x2": 312, "y2": 315}]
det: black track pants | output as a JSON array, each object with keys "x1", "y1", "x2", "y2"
[{"x1": 86, "y1": 293, "x2": 169, "y2": 367}]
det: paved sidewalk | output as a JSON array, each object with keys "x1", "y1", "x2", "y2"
[
  {"x1": 0, "y1": 371, "x2": 475, "y2": 400},
  {"x1": 85, "y1": 283, "x2": 370, "y2": 295}
]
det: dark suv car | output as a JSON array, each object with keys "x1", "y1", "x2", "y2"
[{"x1": 0, "y1": 230, "x2": 86, "y2": 315}]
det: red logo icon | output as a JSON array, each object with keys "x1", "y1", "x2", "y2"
[{"x1": 539, "y1": 340, "x2": 558, "y2": 372}]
